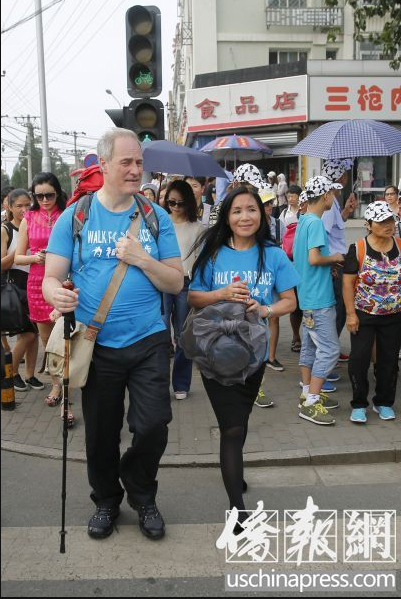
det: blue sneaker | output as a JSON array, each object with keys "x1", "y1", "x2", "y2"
[
  {"x1": 326, "y1": 370, "x2": 341, "y2": 382},
  {"x1": 321, "y1": 380, "x2": 336, "y2": 393},
  {"x1": 350, "y1": 408, "x2": 367, "y2": 423},
  {"x1": 373, "y1": 406, "x2": 396, "y2": 420}
]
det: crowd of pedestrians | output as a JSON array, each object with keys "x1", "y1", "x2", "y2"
[{"x1": 1, "y1": 128, "x2": 400, "y2": 542}]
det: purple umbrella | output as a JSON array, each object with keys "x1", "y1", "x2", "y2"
[
  {"x1": 289, "y1": 120, "x2": 401, "y2": 158},
  {"x1": 201, "y1": 134, "x2": 273, "y2": 167}
]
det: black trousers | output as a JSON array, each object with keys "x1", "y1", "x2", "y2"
[
  {"x1": 201, "y1": 364, "x2": 266, "y2": 431},
  {"x1": 348, "y1": 311, "x2": 401, "y2": 408},
  {"x1": 81, "y1": 330, "x2": 172, "y2": 508}
]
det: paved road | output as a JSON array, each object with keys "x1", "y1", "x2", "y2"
[{"x1": 2, "y1": 452, "x2": 400, "y2": 597}]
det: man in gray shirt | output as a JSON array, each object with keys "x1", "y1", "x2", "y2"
[{"x1": 321, "y1": 159, "x2": 358, "y2": 351}]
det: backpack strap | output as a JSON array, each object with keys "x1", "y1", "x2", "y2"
[
  {"x1": 72, "y1": 193, "x2": 93, "y2": 269},
  {"x1": 134, "y1": 193, "x2": 159, "y2": 241},
  {"x1": 355, "y1": 238, "x2": 366, "y2": 272}
]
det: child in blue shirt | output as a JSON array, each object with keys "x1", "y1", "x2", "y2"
[{"x1": 293, "y1": 176, "x2": 345, "y2": 426}]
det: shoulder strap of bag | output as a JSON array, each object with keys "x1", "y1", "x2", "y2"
[
  {"x1": 89, "y1": 211, "x2": 142, "y2": 331},
  {"x1": 395, "y1": 236, "x2": 401, "y2": 251},
  {"x1": 2, "y1": 222, "x2": 13, "y2": 249},
  {"x1": 275, "y1": 217, "x2": 281, "y2": 245}
]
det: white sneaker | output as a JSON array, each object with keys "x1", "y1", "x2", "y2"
[{"x1": 174, "y1": 391, "x2": 187, "y2": 400}]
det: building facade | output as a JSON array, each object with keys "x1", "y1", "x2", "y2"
[{"x1": 170, "y1": 0, "x2": 400, "y2": 211}]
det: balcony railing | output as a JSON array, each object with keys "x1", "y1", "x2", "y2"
[{"x1": 266, "y1": 7, "x2": 343, "y2": 28}]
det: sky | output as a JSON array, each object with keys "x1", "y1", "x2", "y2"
[{"x1": 1, "y1": 0, "x2": 178, "y2": 177}]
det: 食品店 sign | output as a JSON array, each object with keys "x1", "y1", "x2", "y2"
[{"x1": 186, "y1": 75, "x2": 307, "y2": 133}]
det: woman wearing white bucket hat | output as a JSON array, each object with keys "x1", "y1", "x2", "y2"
[{"x1": 343, "y1": 201, "x2": 401, "y2": 424}]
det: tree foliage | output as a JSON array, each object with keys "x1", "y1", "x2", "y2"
[
  {"x1": 325, "y1": 0, "x2": 401, "y2": 70},
  {"x1": 1, "y1": 170, "x2": 11, "y2": 189},
  {"x1": 11, "y1": 135, "x2": 74, "y2": 195}
]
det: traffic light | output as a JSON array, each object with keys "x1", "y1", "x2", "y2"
[
  {"x1": 126, "y1": 5, "x2": 162, "y2": 98},
  {"x1": 125, "y1": 99, "x2": 165, "y2": 141},
  {"x1": 105, "y1": 100, "x2": 165, "y2": 141}
]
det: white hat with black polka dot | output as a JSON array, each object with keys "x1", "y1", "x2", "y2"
[
  {"x1": 322, "y1": 159, "x2": 354, "y2": 182},
  {"x1": 233, "y1": 163, "x2": 266, "y2": 188},
  {"x1": 304, "y1": 175, "x2": 343, "y2": 198},
  {"x1": 364, "y1": 200, "x2": 395, "y2": 222}
]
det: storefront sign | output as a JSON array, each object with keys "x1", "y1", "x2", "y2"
[
  {"x1": 309, "y1": 77, "x2": 401, "y2": 121},
  {"x1": 186, "y1": 75, "x2": 307, "y2": 133}
]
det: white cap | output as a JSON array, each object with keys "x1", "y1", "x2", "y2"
[
  {"x1": 304, "y1": 175, "x2": 343, "y2": 198},
  {"x1": 364, "y1": 200, "x2": 395, "y2": 222},
  {"x1": 233, "y1": 163, "x2": 265, "y2": 188}
]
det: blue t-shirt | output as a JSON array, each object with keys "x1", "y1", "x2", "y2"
[
  {"x1": 46, "y1": 194, "x2": 180, "y2": 348},
  {"x1": 190, "y1": 244, "x2": 299, "y2": 357},
  {"x1": 293, "y1": 213, "x2": 335, "y2": 310}
]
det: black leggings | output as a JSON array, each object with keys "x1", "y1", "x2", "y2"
[{"x1": 201, "y1": 365, "x2": 265, "y2": 516}]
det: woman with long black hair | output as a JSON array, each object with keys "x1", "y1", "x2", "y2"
[{"x1": 188, "y1": 186, "x2": 299, "y2": 529}]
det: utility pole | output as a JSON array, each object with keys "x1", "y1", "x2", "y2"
[
  {"x1": 61, "y1": 131, "x2": 86, "y2": 169},
  {"x1": 26, "y1": 116, "x2": 34, "y2": 187},
  {"x1": 35, "y1": 0, "x2": 51, "y2": 172},
  {"x1": 16, "y1": 116, "x2": 40, "y2": 188}
]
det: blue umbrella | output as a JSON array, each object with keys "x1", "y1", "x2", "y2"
[
  {"x1": 289, "y1": 119, "x2": 401, "y2": 159},
  {"x1": 201, "y1": 134, "x2": 273, "y2": 167},
  {"x1": 142, "y1": 140, "x2": 228, "y2": 178}
]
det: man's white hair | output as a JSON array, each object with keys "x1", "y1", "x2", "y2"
[{"x1": 97, "y1": 128, "x2": 140, "y2": 162}]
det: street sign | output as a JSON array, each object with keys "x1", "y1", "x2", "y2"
[{"x1": 83, "y1": 153, "x2": 98, "y2": 167}]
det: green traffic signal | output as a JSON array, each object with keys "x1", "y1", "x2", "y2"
[{"x1": 126, "y1": 5, "x2": 162, "y2": 98}]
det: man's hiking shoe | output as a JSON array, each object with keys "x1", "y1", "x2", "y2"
[{"x1": 87, "y1": 505, "x2": 120, "y2": 539}]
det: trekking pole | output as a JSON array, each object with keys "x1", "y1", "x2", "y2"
[{"x1": 60, "y1": 277, "x2": 76, "y2": 554}]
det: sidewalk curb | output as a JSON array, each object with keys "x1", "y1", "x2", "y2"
[{"x1": 2, "y1": 440, "x2": 400, "y2": 467}]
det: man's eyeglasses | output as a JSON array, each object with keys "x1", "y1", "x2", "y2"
[
  {"x1": 385, "y1": 191, "x2": 397, "y2": 196},
  {"x1": 33, "y1": 192, "x2": 57, "y2": 201},
  {"x1": 167, "y1": 200, "x2": 185, "y2": 207}
]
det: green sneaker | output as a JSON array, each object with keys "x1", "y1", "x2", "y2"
[
  {"x1": 255, "y1": 386, "x2": 274, "y2": 408},
  {"x1": 299, "y1": 401, "x2": 336, "y2": 425},
  {"x1": 299, "y1": 392, "x2": 338, "y2": 410}
]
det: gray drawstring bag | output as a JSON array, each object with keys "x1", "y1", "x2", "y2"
[{"x1": 179, "y1": 301, "x2": 268, "y2": 386}]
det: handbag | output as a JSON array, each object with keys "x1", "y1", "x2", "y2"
[
  {"x1": 45, "y1": 211, "x2": 143, "y2": 388},
  {"x1": 1, "y1": 274, "x2": 32, "y2": 334},
  {"x1": 180, "y1": 301, "x2": 268, "y2": 385}
]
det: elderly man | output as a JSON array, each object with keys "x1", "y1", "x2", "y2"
[
  {"x1": 43, "y1": 128, "x2": 183, "y2": 541},
  {"x1": 321, "y1": 159, "x2": 358, "y2": 365}
]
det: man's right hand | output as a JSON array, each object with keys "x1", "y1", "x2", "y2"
[
  {"x1": 332, "y1": 253, "x2": 345, "y2": 265},
  {"x1": 51, "y1": 286, "x2": 79, "y2": 313}
]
